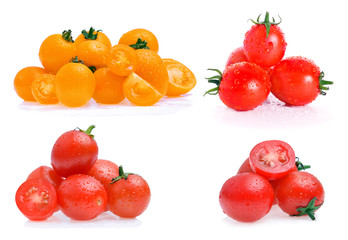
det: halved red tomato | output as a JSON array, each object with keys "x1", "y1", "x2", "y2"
[
  {"x1": 249, "y1": 140, "x2": 296, "y2": 180},
  {"x1": 15, "y1": 178, "x2": 57, "y2": 221}
]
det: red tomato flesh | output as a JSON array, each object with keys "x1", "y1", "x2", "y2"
[
  {"x1": 249, "y1": 140, "x2": 296, "y2": 180},
  {"x1": 15, "y1": 178, "x2": 57, "y2": 221}
]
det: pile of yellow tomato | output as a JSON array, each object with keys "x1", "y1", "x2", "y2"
[{"x1": 14, "y1": 27, "x2": 196, "y2": 107}]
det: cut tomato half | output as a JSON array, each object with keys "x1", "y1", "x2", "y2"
[
  {"x1": 123, "y1": 72, "x2": 163, "y2": 106},
  {"x1": 249, "y1": 140, "x2": 296, "y2": 180},
  {"x1": 15, "y1": 178, "x2": 57, "y2": 221}
]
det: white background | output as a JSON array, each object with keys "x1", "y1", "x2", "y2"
[{"x1": 1, "y1": 0, "x2": 347, "y2": 239}]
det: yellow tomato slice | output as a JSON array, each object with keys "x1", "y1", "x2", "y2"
[
  {"x1": 31, "y1": 74, "x2": 58, "y2": 104},
  {"x1": 123, "y1": 72, "x2": 163, "y2": 106},
  {"x1": 163, "y1": 59, "x2": 196, "y2": 96}
]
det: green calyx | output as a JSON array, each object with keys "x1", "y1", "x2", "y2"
[
  {"x1": 69, "y1": 56, "x2": 96, "y2": 73},
  {"x1": 110, "y1": 166, "x2": 134, "y2": 183},
  {"x1": 204, "y1": 69, "x2": 223, "y2": 96},
  {"x1": 130, "y1": 38, "x2": 150, "y2": 50},
  {"x1": 62, "y1": 29, "x2": 74, "y2": 43},
  {"x1": 76, "y1": 125, "x2": 96, "y2": 138},
  {"x1": 295, "y1": 157, "x2": 311, "y2": 171},
  {"x1": 70, "y1": 56, "x2": 84, "y2": 64},
  {"x1": 250, "y1": 12, "x2": 282, "y2": 38},
  {"x1": 82, "y1": 26, "x2": 102, "y2": 40},
  {"x1": 319, "y1": 72, "x2": 333, "y2": 95},
  {"x1": 295, "y1": 197, "x2": 323, "y2": 220}
]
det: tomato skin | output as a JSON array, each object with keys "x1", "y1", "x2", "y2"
[
  {"x1": 27, "y1": 166, "x2": 63, "y2": 190},
  {"x1": 15, "y1": 178, "x2": 57, "y2": 221},
  {"x1": 107, "y1": 174, "x2": 151, "y2": 218},
  {"x1": 219, "y1": 173, "x2": 274, "y2": 222},
  {"x1": 249, "y1": 140, "x2": 296, "y2": 180},
  {"x1": 270, "y1": 56, "x2": 322, "y2": 106},
  {"x1": 51, "y1": 128, "x2": 98, "y2": 178},
  {"x1": 55, "y1": 62, "x2": 96, "y2": 107},
  {"x1": 276, "y1": 171, "x2": 324, "y2": 216},
  {"x1": 57, "y1": 174, "x2": 107, "y2": 220},
  {"x1": 225, "y1": 46, "x2": 249, "y2": 68},
  {"x1": 237, "y1": 158, "x2": 253, "y2": 174},
  {"x1": 219, "y1": 62, "x2": 271, "y2": 111},
  {"x1": 87, "y1": 159, "x2": 119, "y2": 190},
  {"x1": 14, "y1": 66, "x2": 48, "y2": 102},
  {"x1": 244, "y1": 24, "x2": 286, "y2": 68},
  {"x1": 39, "y1": 32, "x2": 77, "y2": 74}
]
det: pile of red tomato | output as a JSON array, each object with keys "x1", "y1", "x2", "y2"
[
  {"x1": 15, "y1": 125, "x2": 151, "y2": 221},
  {"x1": 206, "y1": 12, "x2": 333, "y2": 111},
  {"x1": 219, "y1": 140, "x2": 325, "y2": 222}
]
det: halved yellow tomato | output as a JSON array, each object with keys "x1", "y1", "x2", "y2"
[
  {"x1": 123, "y1": 72, "x2": 163, "y2": 106},
  {"x1": 163, "y1": 59, "x2": 196, "y2": 96},
  {"x1": 31, "y1": 74, "x2": 58, "y2": 104}
]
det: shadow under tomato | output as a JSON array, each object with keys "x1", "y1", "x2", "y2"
[
  {"x1": 211, "y1": 94, "x2": 331, "y2": 129},
  {"x1": 24, "y1": 211, "x2": 142, "y2": 228},
  {"x1": 17, "y1": 94, "x2": 195, "y2": 117}
]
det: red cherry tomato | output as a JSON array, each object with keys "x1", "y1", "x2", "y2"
[
  {"x1": 270, "y1": 56, "x2": 333, "y2": 106},
  {"x1": 219, "y1": 173, "x2": 274, "y2": 222},
  {"x1": 237, "y1": 158, "x2": 253, "y2": 174},
  {"x1": 225, "y1": 46, "x2": 248, "y2": 68},
  {"x1": 87, "y1": 159, "x2": 119, "y2": 190},
  {"x1": 243, "y1": 12, "x2": 286, "y2": 68},
  {"x1": 249, "y1": 140, "x2": 296, "y2": 180},
  {"x1": 276, "y1": 171, "x2": 324, "y2": 220},
  {"x1": 15, "y1": 178, "x2": 57, "y2": 221},
  {"x1": 51, "y1": 125, "x2": 98, "y2": 178},
  {"x1": 27, "y1": 166, "x2": 63, "y2": 190},
  {"x1": 205, "y1": 62, "x2": 271, "y2": 111},
  {"x1": 57, "y1": 174, "x2": 107, "y2": 220},
  {"x1": 107, "y1": 166, "x2": 151, "y2": 218}
]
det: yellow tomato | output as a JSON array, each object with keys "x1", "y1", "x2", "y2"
[
  {"x1": 55, "y1": 62, "x2": 95, "y2": 107},
  {"x1": 163, "y1": 59, "x2": 196, "y2": 96},
  {"x1": 93, "y1": 68, "x2": 126, "y2": 104},
  {"x1": 39, "y1": 30, "x2": 77, "y2": 74},
  {"x1": 75, "y1": 27, "x2": 112, "y2": 50},
  {"x1": 31, "y1": 74, "x2": 58, "y2": 104},
  {"x1": 123, "y1": 72, "x2": 163, "y2": 106},
  {"x1": 106, "y1": 44, "x2": 138, "y2": 77},
  {"x1": 14, "y1": 66, "x2": 48, "y2": 101},
  {"x1": 77, "y1": 40, "x2": 110, "y2": 69}
]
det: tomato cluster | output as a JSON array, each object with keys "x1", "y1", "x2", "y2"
[
  {"x1": 14, "y1": 27, "x2": 196, "y2": 107},
  {"x1": 206, "y1": 12, "x2": 333, "y2": 111},
  {"x1": 219, "y1": 140, "x2": 325, "y2": 222},
  {"x1": 15, "y1": 125, "x2": 151, "y2": 221}
]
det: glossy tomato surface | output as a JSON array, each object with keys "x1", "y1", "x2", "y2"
[
  {"x1": 51, "y1": 127, "x2": 98, "y2": 178},
  {"x1": 249, "y1": 140, "x2": 296, "y2": 180},
  {"x1": 87, "y1": 159, "x2": 119, "y2": 189},
  {"x1": 219, "y1": 62, "x2": 271, "y2": 111},
  {"x1": 27, "y1": 166, "x2": 63, "y2": 190},
  {"x1": 15, "y1": 178, "x2": 57, "y2": 221},
  {"x1": 57, "y1": 174, "x2": 107, "y2": 220},
  {"x1": 237, "y1": 158, "x2": 253, "y2": 174},
  {"x1": 225, "y1": 46, "x2": 249, "y2": 68},
  {"x1": 270, "y1": 56, "x2": 322, "y2": 106},
  {"x1": 276, "y1": 171, "x2": 324, "y2": 218},
  {"x1": 219, "y1": 173, "x2": 274, "y2": 222},
  {"x1": 244, "y1": 24, "x2": 286, "y2": 68},
  {"x1": 107, "y1": 173, "x2": 151, "y2": 218}
]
